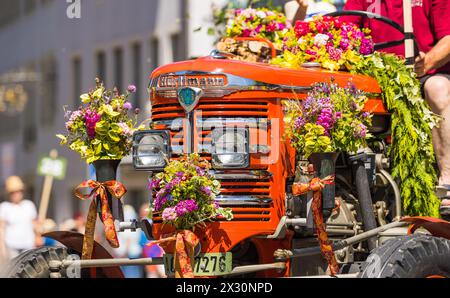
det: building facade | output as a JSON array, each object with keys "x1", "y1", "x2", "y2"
[{"x1": 0, "y1": 0, "x2": 209, "y2": 223}]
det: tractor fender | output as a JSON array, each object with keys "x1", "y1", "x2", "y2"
[
  {"x1": 43, "y1": 231, "x2": 124, "y2": 278},
  {"x1": 401, "y1": 217, "x2": 450, "y2": 240}
]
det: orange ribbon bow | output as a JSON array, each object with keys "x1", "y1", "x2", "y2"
[
  {"x1": 75, "y1": 180, "x2": 127, "y2": 260},
  {"x1": 292, "y1": 175, "x2": 340, "y2": 276},
  {"x1": 149, "y1": 230, "x2": 199, "y2": 278}
]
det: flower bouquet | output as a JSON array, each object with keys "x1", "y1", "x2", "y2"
[
  {"x1": 57, "y1": 79, "x2": 142, "y2": 259},
  {"x1": 149, "y1": 154, "x2": 232, "y2": 278},
  {"x1": 272, "y1": 16, "x2": 374, "y2": 71},
  {"x1": 57, "y1": 78, "x2": 142, "y2": 164},
  {"x1": 284, "y1": 80, "x2": 372, "y2": 158}
]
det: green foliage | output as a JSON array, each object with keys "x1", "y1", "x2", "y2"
[{"x1": 352, "y1": 52, "x2": 441, "y2": 217}]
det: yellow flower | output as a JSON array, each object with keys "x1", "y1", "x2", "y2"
[{"x1": 80, "y1": 93, "x2": 90, "y2": 104}]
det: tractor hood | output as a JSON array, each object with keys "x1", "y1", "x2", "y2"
[{"x1": 150, "y1": 56, "x2": 382, "y2": 95}]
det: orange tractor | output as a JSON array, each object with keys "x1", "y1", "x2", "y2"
[{"x1": 3, "y1": 11, "x2": 450, "y2": 278}]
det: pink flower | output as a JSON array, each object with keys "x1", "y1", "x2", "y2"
[
  {"x1": 123, "y1": 102, "x2": 132, "y2": 110},
  {"x1": 242, "y1": 29, "x2": 252, "y2": 37},
  {"x1": 127, "y1": 85, "x2": 137, "y2": 93},
  {"x1": 162, "y1": 207, "x2": 177, "y2": 221},
  {"x1": 85, "y1": 109, "x2": 100, "y2": 139}
]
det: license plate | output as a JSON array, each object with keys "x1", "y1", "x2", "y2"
[{"x1": 163, "y1": 252, "x2": 232, "y2": 277}]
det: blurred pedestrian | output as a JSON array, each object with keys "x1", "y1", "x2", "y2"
[
  {"x1": 0, "y1": 176, "x2": 39, "y2": 261},
  {"x1": 137, "y1": 203, "x2": 166, "y2": 278},
  {"x1": 115, "y1": 204, "x2": 144, "y2": 278}
]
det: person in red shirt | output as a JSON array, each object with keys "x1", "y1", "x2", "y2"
[{"x1": 343, "y1": 0, "x2": 450, "y2": 216}]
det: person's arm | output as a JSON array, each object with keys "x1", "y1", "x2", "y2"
[
  {"x1": 292, "y1": 0, "x2": 309, "y2": 23},
  {"x1": 341, "y1": 0, "x2": 367, "y2": 26},
  {"x1": 415, "y1": 36, "x2": 450, "y2": 77}
]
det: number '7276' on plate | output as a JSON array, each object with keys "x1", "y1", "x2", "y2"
[{"x1": 163, "y1": 252, "x2": 232, "y2": 277}]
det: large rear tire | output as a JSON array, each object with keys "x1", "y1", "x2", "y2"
[{"x1": 359, "y1": 234, "x2": 450, "y2": 278}]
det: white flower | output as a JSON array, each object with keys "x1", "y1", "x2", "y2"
[
  {"x1": 256, "y1": 11, "x2": 267, "y2": 19},
  {"x1": 314, "y1": 34, "x2": 330, "y2": 47},
  {"x1": 297, "y1": 37, "x2": 305, "y2": 45},
  {"x1": 242, "y1": 9, "x2": 253, "y2": 18},
  {"x1": 227, "y1": 19, "x2": 235, "y2": 28}
]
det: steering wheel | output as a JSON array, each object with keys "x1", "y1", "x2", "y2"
[{"x1": 324, "y1": 10, "x2": 420, "y2": 63}]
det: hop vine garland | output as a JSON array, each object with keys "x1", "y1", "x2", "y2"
[{"x1": 351, "y1": 52, "x2": 441, "y2": 217}]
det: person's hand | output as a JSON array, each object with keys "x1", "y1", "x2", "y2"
[{"x1": 414, "y1": 51, "x2": 430, "y2": 77}]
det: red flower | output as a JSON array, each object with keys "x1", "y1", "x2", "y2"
[{"x1": 294, "y1": 21, "x2": 310, "y2": 38}]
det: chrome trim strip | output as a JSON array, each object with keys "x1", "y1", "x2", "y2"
[
  {"x1": 212, "y1": 171, "x2": 273, "y2": 180},
  {"x1": 150, "y1": 71, "x2": 382, "y2": 98},
  {"x1": 215, "y1": 195, "x2": 273, "y2": 206}
]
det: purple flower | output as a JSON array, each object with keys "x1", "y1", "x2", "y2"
[
  {"x1": 335, "y1": 111, "x2": 342, "y2": 119},
  {"x1": 359, "y1": 38, "x2": 374, "y2": 55},
  {"x1": 354, "y1": 123, "x2": 367, "y2": 138},
  {"x1": 317, "y1": 108, "x2": 335, "y2": 134},
  {"x1": 213, "y1": 201, "x2": 220, "y2": 209},
  {"x1": 340, "y1": 38, "x2": 350, "y2": 51},
  {"x1": 362, "y1": 112, "x2": 370, "y2": 119},
  {"x1": 127, "y1": 85, "x2": 137, "y2": 93},
  {"x1": 294, "y1": 117, "x2": 306, "y2": 129},
  {"x1": 196, "y1": 166, "x2": 205, "y2": 176},
  {"x1": 123, "y1": 102, "x2": 133, "y2": 110},
  {"x1": 175, "y1": 200, "x2": 198, "y2": 217},
  {"x1": 149, "y1": 179, "x2": 161, "y2": 189},
  {"x1": 154, "y1": 197, "x2": 166, "y2": 212},
  {"x1": 201, "y1": 186, "x2": 212, "y2": 196},
  {"x1": 175, "y1": 172, "x2": 185, "y2": 178},
  {"x1": 162, "y1": 207, "x2": 177, "y2": 221}
]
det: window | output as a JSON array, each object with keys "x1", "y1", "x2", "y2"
[
  {"x1": 96, "y1": 51, "x2": 106, "y2": 84},
  {"x1": 40, "y1": 55, "x2": 57, "y2": 126},
  {"x1": 171, "y1": 33, "x2": 184, "y2": 62},
  {"x1": 150, "y1": 37, "x2": 159, "y2": 70},
  {"x1": 132, "y1": 42, "x2": 141, "y2": 108},
  {"x1": 24, "y1": 0, "x2": 37, "y2": 15},
  {"x1": 113, "y1": 47, "x2": 123, "y2": 92},
  {"x1": 72, "y1": 57, "x2": 82, "y2": 109},
  {"x1": 0, "y1": 0, "x2": 20, "y2": 28}
]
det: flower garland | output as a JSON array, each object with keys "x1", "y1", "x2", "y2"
[
  {"x1": 351, "y1": 53, "x2": 441, "y2": 217},
  {"x1": 150, "y1": 154, "x2": 233, "y2": 230},
  {"x1": 284, "y1": 80, "x2": 372, "y2": 157},
  {"x1": 225, "y1": 7, "x2": 291, "y2": 49},
  {"x1": 57, "y1": 79, "x2": 143, "y2": 164}
]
